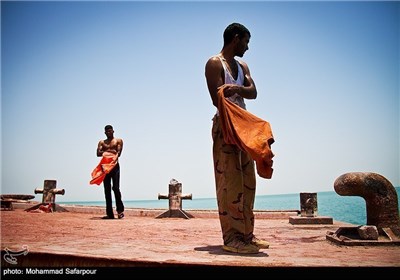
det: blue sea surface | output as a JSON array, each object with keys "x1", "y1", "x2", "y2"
[{"x1": 61, "y1": 188, "x2": 400, "y2": 226}]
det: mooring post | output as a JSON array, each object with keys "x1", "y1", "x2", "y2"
[
  {"x1": 334, "y1": 172, "x2": 400, "y2": 237},
  {"x1": 326, "y1": 172, "x2": 400, "y2": 246},
  {"x1": 25, "y1": 180, "x2": 65, "y2": 212},
  {"x1": 289, "y1": 192, "x2": 333, "y2": 224},
  {"x1": 300, "y1": 192, "x2": 318, "y2": 217},
  {"x1": 156, "y1": 179, "x2": 194, "y2": 219}
]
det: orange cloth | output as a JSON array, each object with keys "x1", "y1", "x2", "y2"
[
  {"x1": 217, "y1": 88, "x2": 275, "y2": 179},
  {"x1": 90, "y1": 152, "x2": 118, "y2": 185}
]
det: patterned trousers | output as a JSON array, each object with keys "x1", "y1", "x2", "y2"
[{"x1": 211, "y1": 115, "x2": 256, "y2": 245}]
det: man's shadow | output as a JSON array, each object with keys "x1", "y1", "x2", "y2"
[
  {"x1": 89, "y1": 216, "x2": 116, "y2": 220},
  {"x1": 194, "y1": 245, "x2": 268, "y2": 257}
]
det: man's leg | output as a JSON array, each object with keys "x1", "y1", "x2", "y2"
[
  {"x1": 241, "y1": 152, "x2": 269, "y2": 249},
  {"x1": 111, "y1": 164, "x2": 124, "y2": 218},
  {"x1": 212, "y1": 115, "x2": 258, "y2": 254},
  {"x1": 103, "y1": 174, "x2": 114, "y2": 218},
  {"x1": 241, "y1": 151, "x2": 256, "y2": 238}
]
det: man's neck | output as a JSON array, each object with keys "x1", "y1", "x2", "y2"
[{"x1": 219, "y1": 50, "x2": 235, "y2": 63}]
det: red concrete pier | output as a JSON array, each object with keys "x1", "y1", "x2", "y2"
[{"x1": 1, "y1": 202, "x2": 399, "y2": 276}]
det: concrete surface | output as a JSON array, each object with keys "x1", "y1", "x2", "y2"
[{"x1": 1, "y1": 203, "x2": 399, "y2": 276}]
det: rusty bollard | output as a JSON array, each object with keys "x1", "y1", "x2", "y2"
[
  {"x1": 300, "y1": 192, "x2": 318, "y2": 217},
  {"x1": 334, "y1": 172, "x2": 400, "y2": 238},
  {"x1": 25, "y1": 180, "x2": 66, "y2": 212},
  {"x1": 156, "y1": 179, "x2": 194, "y2": 219},
  {"x1": 289, "y1": 192, "x2": 333, "y2": 224}
]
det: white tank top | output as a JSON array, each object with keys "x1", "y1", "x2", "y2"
[{"x1": 218, "y1": 56, "x2": 246, "y2": 110}]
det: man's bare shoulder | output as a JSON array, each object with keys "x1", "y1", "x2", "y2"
[
  {"x1": 237, "y1": 59, "x2": 250, "y2": 74},
  {"x1": 206, "y1": 55, "x2": 221, "y2": 64},
  {"x1": 205, "y1": 55, "x2": 223, "y2": 73},
  {"x1": 236, "y1": 58, "x2": 247, "y2": 67}
]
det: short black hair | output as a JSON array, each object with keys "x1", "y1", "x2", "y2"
[
  {"x1": 223, "y1": 23, "x2": 251, "y2": 47},
  {"x1": 104, "y1": 125, "x2": 113, "y2": 131}
]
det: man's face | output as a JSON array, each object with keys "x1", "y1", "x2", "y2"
[
  {"x1": 105, "y1": 129, "x2": 114, "y2": 137},
  {"x1": 235, "y1": 33, "x2": 250, "y2": 57}
]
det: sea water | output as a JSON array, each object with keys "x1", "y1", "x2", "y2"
[{"x1": 61, "y1": 188, "x2": 400, "y2": 226}]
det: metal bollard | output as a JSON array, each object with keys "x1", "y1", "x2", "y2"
[
  {"x1": 32, "y1": 180, "x2": 65, "y2": 212},
  {"x1": 156, "y1": 179, "x2": 193, "y2": 219},
  {"x1": 300, "y1": 192, "x2": 318, "y2": 217}
]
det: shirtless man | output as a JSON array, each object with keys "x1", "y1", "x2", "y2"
[{"x1": 96, "y1": 125, "x2": 125, "y2": 219}]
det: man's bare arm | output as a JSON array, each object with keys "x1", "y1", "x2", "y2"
[
  {"x1": 205, "y1": 56, "x2": 224, "y2": 108},
  {"x1": 117, "y1": 139, "x2": 123, "y2": 157},
  {"x1": 96, "y1": 141, "x2": 104, "y2": 157},
  {"x1": 237, "y1": 60, "x2": 257, "y2": 100}
]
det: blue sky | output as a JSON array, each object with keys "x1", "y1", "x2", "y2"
[{"x1": 1, "y1": 1, "x2": 399, "y2": 203}]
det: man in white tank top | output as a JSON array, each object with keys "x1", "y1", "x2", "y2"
[{"x1": 205, "y1": 23, "x2": 270, "y2": 254}]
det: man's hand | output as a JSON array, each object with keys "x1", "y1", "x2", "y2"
[{"x1": 218, "y1": 84, "x2": 242, "y2": 98}]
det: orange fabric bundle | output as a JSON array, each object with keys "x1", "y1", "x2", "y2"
[
  {"x1": 217, "y1": 88, "x2": 275, "y2": 179},
  {"x1": 90, "y1": 152, "x2": 118, "y2": 185}
]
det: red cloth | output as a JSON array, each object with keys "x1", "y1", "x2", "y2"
[
  {"x1": 90, "y1": 152, "x2": 118, "y2": 185},
  {"x1": 217, "y1": 88, "x2": 275, "y2": 179}
]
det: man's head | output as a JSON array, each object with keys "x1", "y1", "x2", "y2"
[
  {"x1": 104, "y1": 125, "x2": 114, "y2": 137},
  {"x1": 223, "y1": 23, "x2": 251, "y2": 47},
  {"x1": 104, "y1": 125, "x2": 113, "y2": 131}
]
